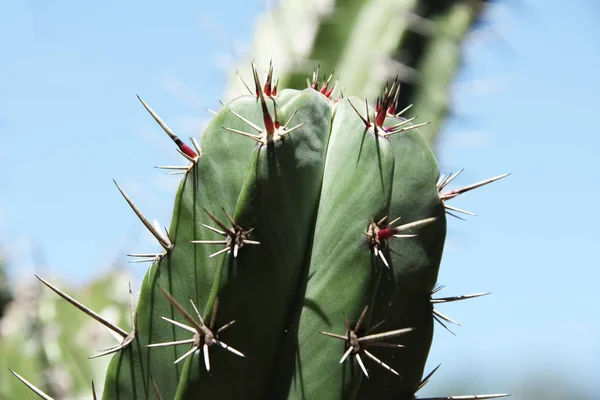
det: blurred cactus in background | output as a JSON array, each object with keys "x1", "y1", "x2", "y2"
[
  {"x1": 227, "y1": 0, "x2": 491, "y2": 148},
  {"x1": 0, "y1": 256, "x2": 12, "y2": 319},
  {"x1": 0, "y1": 267, "x2": 132, "y2": 399}
]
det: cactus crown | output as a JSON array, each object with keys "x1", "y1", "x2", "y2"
[{"x1": 10, "y1": 64, "x2": 509, "y2": 400}]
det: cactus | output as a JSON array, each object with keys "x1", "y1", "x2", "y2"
[
  {"x1": 10, "y1": 65, "x2": 508, "y2": 399},
  {"x1": 227, "y1": 0, "x2": 491, "y2": 148}
]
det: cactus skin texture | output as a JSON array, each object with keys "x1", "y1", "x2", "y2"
[{"x1": 10, "y1": 66, "x2": 509, "y2": 400}]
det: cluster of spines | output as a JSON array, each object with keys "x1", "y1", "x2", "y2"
[{"x1": 10, "y1": 65, "x2": 510, "y2": 400}]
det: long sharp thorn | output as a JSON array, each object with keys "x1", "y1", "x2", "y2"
[
  {"x1": 175, "y1": 346, "x2": 198, "y2": 364},
  {"x1": 92, "y1": 381, "x2": 98, "y2": 400},
  {"x1": 204, "y1": 209, "x2": 235, "y2": 236},
  {"x1": 155, "y1": 166, "x2": 189, "y2": 170},
  {"x1": 113, "y1": 181, "x2": 172, "y2": 250},
  {"x1": 136, "y1": 95, "x2": 197, "y2": 158},
  {"x1": 190, "y1": 240, "x2": 229, "y2": 245},
  {"x1": 223, "y1": 127, "x2": 262, "y2": 142},
  {"x1": 445, "y1": 204, "x2": 476, "y2": 216},
  {"x1": 417, "y1": 364, "x2": 441, "y2": 391},
  {"x1": 385, "y1": 116, "x2": 416, "y2": 131},
  {"x1": 363, "y1": 349, "x2": 400, "y2": 376},
  {"x1": 279, "y1": 122, "x2": 306, "y2": 138},
  {"x1": 251, "y1": 63, "x2": 275, "y2": 136},
  {"x1": 432, "y1": 292, "x2": 490, "y2": 303},
  {"x1": 217, "y1": 320, "x2": 236, "y2": 333},
  {"x1": 320, "y1": 331, "x2": 347, "y2": 341},
  {"x1": 417, "y1": 395, "x2": 510, "y2": 400},
  {"x1": 221, "y1": 208, "x2": 236, "y2": 226},
  {"x1": 377, "y1": 249, "x2": 390, "y2": 269},
  {"x1": 128, "y1": 259, "x2": 158, "y2": 264},
  {"x1": 151, "y1": 377, "x2": 163, "y2": 400},
  {"x1": 201, "y1": 224, "x2": 225, "y2": 235},
  {"x1": 385, "y1": 121, "x2": 430, "y2": 136},
  {"x1": 157, "y1": 286, "x2": 202, "y2": 331},
  {"x1": 147, "y1": 338, "x2": 196, "y2": 348},
  {"x1": 228, "y1": 109, "x2": 263, "y2": 133},
  {"x1": 439, "y1": 169, "x2": 464, "y2": 190},
  {"x1": 394, "y1": 104, "x2": 413, "y2": 117},
  {"x1": 283, "y1": 110, "x2": 298, "y2": 129},
  {"x1": 437, "y1": 174, "x2": 446, "y2": 187},
  {"x1": 432, "y1": 284, "x2": 445, "y2": 294},
  {"x1": 356, "y1": 354, "x2": 369, "y2": 378},
  {"x1": 35, "y1": 275, "x2": 128, "y2": 338},
  {"x1": 339, "y1": 346, "x2": 353, "y2": 364},
  {"x1": 9, "y1": 370, "x2": 54, "y2": 400},
  {"x1": 88, "y1": 345, "x2": 127, "y2": 359},
  {"x1": 441, "y1": 173, "x2": 511, "y2": 200},
  {"x1": 207, "y1": 108, "x2": 218, "y2": 116},
  {"x1": 358, "y1": 327, "x2": 414, "y2": 343},
  {"x1": 365, "y1": 319, "x2": 386, "y2": 335},
  {"x1": 446, "y1": 211, "x2": 467, "y2": 221},
  {"x1": 348, "y1": 99, "x2": 371, "y2": 127},
  {"x1": 355, "y1": 305, "x2": 369, "y2": 332},
  {"x1": 215, "y1": 340, "x2": 245, "y2": 358},
  {"x1": 176, "y1": 149, "x2": 196, "y2": 163},
  {"x1": 367, "y1": 342, "x2": 405, "y2": 348},
  {"x1": 203, "y1": 343, "x2": 211, "y2": 371},
  {"x1": 433, "y1": 309, "x2": 460, "y2": 325},
  {"x1": 189, "y1": 299, "x2": 204, "y2": 326},
  {"x1": 391, "y1": 217, "x2": 437, "y2": 234},
  {"x1": 433, "y1": 313, "x2": 456, "y2": 335},
  {"x1": 190, "y1": 137, "x2": 202, "y2": 157},
  {"x1": 127, "y1": 253, "x2": 161, "y2": 258},
  {"x1": 160, "y1": 317, "x2": 196, "y2": 333},
  {"x1": 237, "y1": 71, "x2": 253, "y2": 95},
  {"x1": 210, "y1": 246, "x2": 232, "y2": 258}
]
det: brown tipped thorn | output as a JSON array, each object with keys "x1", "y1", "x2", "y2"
[
  {"x1": 430, "y1": 286, "x2": 489, "y2": 335},
  {"x1": 113, "y1": 181, "x2": 172, "y2": 251},
  {"x1": 9, "y1": 370, "x2": 54, "y2": 400},
  {"x1": 89, "y1": 282, "x2": 137, "y2": 359},
  {"x1": 35, "y1": 275, "x2": 137, "y2": 358},
  {"x1": 263, "y1": 60, "x2": 275, "y2": 97},
  {"x1": 416, "y1": 364, "x2": 441, "y2": 392},
  {"x1": 376, "y1": 77, "x2": 399, "y2": 126},
  {"x1": 320, "y1": 305, "x2": 412, "y2": 378},
  {"x1": 348, "y1": 99, "x2": 371, "y2": 128},
  {"x1": 137, "y1": 95, "x2": 198, "y2": 159},
  {"x1": 191, "y1": 209, "x2": 259, "y2": 258},
  {"x1": 440, "y1": 173, "x2": 510, "y2": 201},
  {"x1": 367, "y1": 216, "x2": 436, "y2": 268},
  {"x1": 383, "y1": 121, "x2": 430, "y2": 137},
  {"x1": 149, "y1": 289, "x2": 244, "y2": 370}
]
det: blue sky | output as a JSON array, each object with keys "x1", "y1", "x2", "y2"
[{"x1": 1, "y1": 0, "x2": 598, "y2": 398}]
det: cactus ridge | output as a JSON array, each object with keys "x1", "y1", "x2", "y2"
[{"x1": 10, "y1": 64, "x2": 509, "y2": 400}]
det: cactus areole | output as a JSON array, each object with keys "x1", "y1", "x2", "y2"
[{"x1": 12, "y1": 65, "x2": 509, "y2": 400}]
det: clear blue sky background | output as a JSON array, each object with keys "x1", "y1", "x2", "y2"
[{"x1": 1, "y1": 0, "x2": 598, "y2": 398}]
